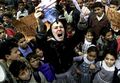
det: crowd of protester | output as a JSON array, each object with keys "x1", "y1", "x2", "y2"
[{"x1": 0, "y1": 0, "x2": 120, "y2": 83}]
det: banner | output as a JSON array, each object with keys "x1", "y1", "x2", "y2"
[
  {"x1": 12, "y1": 13, "x2": 38, "y2": 40},
  {"x1": 12, "y1": 13, "x2": 51, "y2": 41},
  {"x1": 38, "y1": 0, "x2": 58, "y2": 23}
]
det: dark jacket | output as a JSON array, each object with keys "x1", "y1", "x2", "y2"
[
  {"x1": 88, "y1": 13, "x2": 110, "y2": 39},
  {"x1": 36, "y1": 20, "x2": 80, "y2": 74}
]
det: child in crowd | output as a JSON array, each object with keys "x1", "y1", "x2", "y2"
[
  {"x1": 77, "y1": 0, "x2": 90, "y2": 21},
  {"x1": 62, "y1": 0, "x2": 74, "y2": 23},
  {"x1": 35, "y1": 47, "x2": 45, "y2": 61},
  {"x1": 17, "y1": 0, "x2": 28, "y2": 20},
  {"x1": 11, "y1": 7, "x2": 17, "y2": 19},
  {"x1": 66, "y1": 23, "x2": 76, "y2": 39},
  {"x1": 88, "y1": 2, "x2": 110, "y2": 39},
  {"x1": 0, "y1": 26, "x2": 9, "y2": 43},
  {"x1": 2, "y1": 12, "x2": 16, "y2": 37},
  {"x1": 97, "y1": 26, "x2": 118, "y2": 61},
  {"x1": 72, "y1": 0, "x2": 90, "y2": 31},
  {"x1": 2, "y1": 12, "x2": 14, "y2": 29},
  {"x1": 0, "y1": 39, "x2": 21, "y2": 67},
  {"x1": 65, "y1": 23, "x2": 81, "y2": 48},
  {"x1": 9, "y1": 60, "x2": 47, "y2": 83},
  {"x1": 73, "y1": 46, "x2": 98, "y2": 83},
  {"x1": 85, "y1": 0, "x2": 95, "y2": 10},
  {"x1": 26, "y1": 53, "x2": 55, "y2": 82},
  {"x1": 13, "y1": 32, "x2": 36, "y2": 58},
  {"x1": 109, "y1": 0, "x2": 120, "y2": 13},
  {"x1": 74, "y1": 28, "x2": 96, "y2": 55},
  {"x1": 109, "y1": 0, "x2": 120, "y2": 37},
  {"x1": 93, "y1": 49, "x2": 120, "y2": 83}
]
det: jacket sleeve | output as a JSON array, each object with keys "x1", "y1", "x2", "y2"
[{"x1": 36, "y1": 19, "x2": 47, "y2": 40}]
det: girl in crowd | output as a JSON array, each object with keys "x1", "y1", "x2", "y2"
[
  {"x1": 73, "y1": 46, "x2": 98, "y2": 83},
  {"x1": 74, "y1": 28, "x2": 96, "y2": 55},
  {"x1": 93, "y1": 49, "x2": 120, "y2": 83}
]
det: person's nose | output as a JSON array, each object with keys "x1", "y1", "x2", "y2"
[{"x1": 58, "y1": 27, "x2": 62, "y2": 30}]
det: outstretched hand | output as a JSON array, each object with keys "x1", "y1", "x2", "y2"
[{"x1": 34, "y1": 4, "x2": 44, "y2": 19}]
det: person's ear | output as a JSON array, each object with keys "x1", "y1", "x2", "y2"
[{"x1": 5, "y1": 55, "x2": 11, "y2": 60}]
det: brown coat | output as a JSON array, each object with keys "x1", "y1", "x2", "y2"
[{"x1": 88, "y1": 13, "x2": 110, "y2": 39}]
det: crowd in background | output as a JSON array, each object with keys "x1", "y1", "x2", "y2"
[{"x1": 0, "y1": 0, "x2": 120, "y2": 83}]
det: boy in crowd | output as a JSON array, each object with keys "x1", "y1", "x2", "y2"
[
  {"x1": 0, "y1": 25, "x2": 8, "y2": 43},
  {"x1": 88, "y1": 2, "x2": 110, "y2": 39},
  {"x1": 96, "y1": 26, "x2": 118, "y2": 61},
  {"x1": 9, "y1": 60, "x2": 47, "y2": 83},
  {"x1": 0, "y1": 39, "x2": 21, "y2": 67},
  {"x1": 109, "y1": 0, "x2": 120, "y2": 12},
  {"x1": 17, "y1": 0, "x2": 28, "y2": 20},
  {"x1": 26, "y1": 52, "x2": 55, "y2": 82},
  {"x1": 13, "y1": 32, "x2": 36, "y2": 58}
]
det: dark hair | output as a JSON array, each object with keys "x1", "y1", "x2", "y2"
[
  {"x1": 110, "y1": 0, "x2": 119, "y2": 6},
  {"x1": 48, "y1": 18, "x2": 67, "y2": 38},
  {"x1": 0, "y1": 39, "x2": 18, "y2": 60},
  {"x1": 92, "y1": 2, "x2": 104, "y2": 9},
  {"x1": 26, "y1": 52, "x2": 38, "y2": 62},
  {"x1": 9, "y1": 60, "x2": 27, "y2": 77},
  {"x1": 83, "y1": 28, "x2": 96, "y2": 44},
  {"x1": 100, "y1": 26, "x2": 112, "y2": 37},
  {"x1": 2, "y1": 12, "x2": 13, "y2": 19},
  {"x1": 66, "y1": 23, "x2": 75, "y2": 33},
  {"x1": 84, "y1": 28, "x2": 95, "y2": 37},
  {"x1": 87, "y1": 46, "x2": 98, "y2": 55},
  {"x1": 13, "y1": 32, "x2": 25, "y2": 43},
  {"x1": 103, "y1": 49, "x2": 118, "y2": 60},
  {"x1": 50, "y1": 18, "x2": 67, "y2": 29},
  {"x1": 0, "y1": 0, "x2": 5, "y2": 4},
  {"x1": 18, "y1": 0, "x2": 24, "y2": 4}
]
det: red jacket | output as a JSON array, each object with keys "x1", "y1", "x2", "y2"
[{"x1": 117, "y1": 37, "x2": 120, "y2": 53}]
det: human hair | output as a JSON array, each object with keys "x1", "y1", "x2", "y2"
[
  {"x1": 103, "y1": 48, "x2": 118, "y2": 60},
  {"x1": 100, "y1": 26, "x2": 112, "y2": 37},
  {"x1": 18, "y1": 0, "x2": 24, "y2": 4},
  {"x1": 48, "y1": 18, "x2": 67, "y2": 37},
  {"x1": 50, "y1": 18, "x2": 67, "y2": 30},
  {"x1": 0, "y1": 19, "x2": 3, "y2": 24},
  {"x1": 85, "y1": 28, "x2": 94, "y2": 34},
  {"x1": 110, "y1": 0, "x2": 119, "y2": 6},
  {"x1": 66, "y1": 23, "x2": 75, "y2": 30},
  {"x1": 87, "y1": 46, "x2": 98, "y2": 55},
  {"x1": 84, "y1": 28, "x2": 96, "y2": 44},
  {"x1": 0, "y1": 39, "x2": 18, "y2": 60},
  {"x1": 0, "y1": 0, "x2": 5, "y2": 4},
  {"x1": 2, "y1": 12, "x2": 13, "y2": 19},
  {"x1": 9, "y1": 60, "x2": 27, "y2": 77},
  {"x1": 13, "y1": 32, "x2": 25, "y2": 43},
  {"x1": 92, "y1": 2, "x2": 104, "y2": 9},
  {"x1": 26, "y1": 52, "x2": 38, "y2": 62}
]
